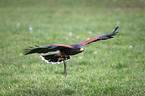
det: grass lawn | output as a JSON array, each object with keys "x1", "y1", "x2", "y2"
[{"x1": 0, "y1": 0, "x2": 145, "y2": 95}]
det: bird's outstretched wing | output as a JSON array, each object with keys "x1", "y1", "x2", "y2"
[
  {"x1": 81, "y1": 26, "x2": 119, "y2": 45},
  {"x1": 24, "y1": 44, "x2": 73, "y2": 55}
]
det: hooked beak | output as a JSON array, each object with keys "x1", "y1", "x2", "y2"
[{"x1": 80, "y1": 48, "x2": 84, "y2": 51}]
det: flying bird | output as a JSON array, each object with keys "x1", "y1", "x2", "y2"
[{"x1": 24, "y1": 26, "x2": 119, "y2": 77}]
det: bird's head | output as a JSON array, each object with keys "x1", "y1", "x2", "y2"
[{"x1": 68, "y1": 44, "x2": 84, "y2": 55}]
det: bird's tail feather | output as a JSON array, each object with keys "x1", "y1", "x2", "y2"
[{"x1": 40, "y1": 54, "x2": 70, "y2": 64}]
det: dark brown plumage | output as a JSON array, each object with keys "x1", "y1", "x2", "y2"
[{"x1": 24, "y1": 26, "x2": 119, "y2": 64}]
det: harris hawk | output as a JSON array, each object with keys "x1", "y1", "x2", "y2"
[{"x1": 24, "y1": 26, "x2": 119, "y2": 77}]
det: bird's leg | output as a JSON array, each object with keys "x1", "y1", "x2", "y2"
[
  {"x1": 61, "y1": 51, "x2": 67, "y2": 77},
  {"x1": 64, "y1": 60, "x2": 67, "y2": 77}
]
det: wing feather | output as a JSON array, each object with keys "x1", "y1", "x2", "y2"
[
  {"x1": 24, "y1": 44, "x2": 73, "y2": 55},
  {"x1": 81, "y1": 26, "x2": 119, "y2": 45}
]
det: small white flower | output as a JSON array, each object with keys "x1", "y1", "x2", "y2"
[
  {"x1": 17, "y1": 23, "x2": 20, "y2": 27},
  {"x1": 88, "y1": 31, "x2": 92, "y2": 34},
  {"x1": 129, "y1": 45, "x2": 133, "y2": 49},
  {"x1": 66, "y1": 37, "x2": 69, "y2": 40},
  {"x1": 29, "y1": 26, "x2": 33, "y2": 31},
  {"x1": 76, "y1": 36, "x2": 80, "y2": 39},
  {"x1": 116, "y1": 21, "x2": 120, "y2": 25},
  {"x1": 79, "y1": 57, "x2": 82, "y2": 59},
  {"x1": 69, "y1": 32, "x2": 72, "y2": 36}
]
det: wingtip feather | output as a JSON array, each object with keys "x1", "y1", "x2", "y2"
[{"x1": 113, "y1": 26, "x2": 119, "y2": 33}]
